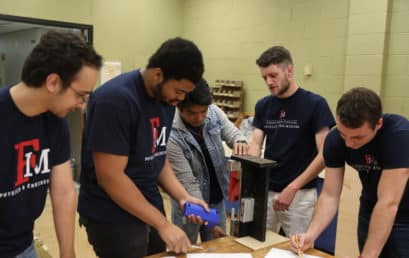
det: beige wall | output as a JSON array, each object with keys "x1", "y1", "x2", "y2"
[
  {"x1": 0, "y1": 0, "x2": 184, "y2": 72},
  {"x1": 91, "y1": 0, "x2": 184, "y2": 72},
  {"x1": 183, "y1": 0, "x2": 349, "y2": 114},
  {"x1": 343, "y1": 0, "x2": 389, "y2": 94},
  {"x1": 0, "y1": 0, "x2": 93, "y2": 24},
  {"x1": 183, "y1": 0, "x2": 409, "y2": 117},
  {"x1": 382, "y1": 0, "x2": 409, "y2": 117},
  {"x1": 2, "y1": 0, "x2": 407, "y2": 116}
]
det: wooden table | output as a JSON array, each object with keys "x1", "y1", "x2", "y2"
[{"x1": 144, "y1": 236, "x2": 336, "y2": 258}]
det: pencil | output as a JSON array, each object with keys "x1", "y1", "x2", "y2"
[{"x1": 295, "y1": 234, "x2": 302, "y2": 258}]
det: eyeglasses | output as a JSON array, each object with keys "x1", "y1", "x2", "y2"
[{"x1": 69, "y1": 86, "x2": 90, "y2": 103}]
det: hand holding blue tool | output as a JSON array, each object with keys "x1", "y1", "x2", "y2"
[{"x1": 183, "y1": 202, "x2": 220, "y2": 229}]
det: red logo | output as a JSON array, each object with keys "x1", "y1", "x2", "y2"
[
  {"x1": 14, "y1": 139, "x2": 50, "y2": 187},
  {"x1": 149, "y1": 117, "x2": 167, "y2": 153},
  {"x1": 364, "y1": 154, "x2": 374, "y2": 165},
  {"x1": 279, "y1": 109, "x2": 286, "y2": 119}
]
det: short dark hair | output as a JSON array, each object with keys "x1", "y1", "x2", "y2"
[
  {"x1": 336, "y1": 87, "x2": 382, "y2": 129},
  {"x1": 147, "y1": 37, "x2": 204, "y2": 84},
  {"x1": 178, "y1": 79, "x2": 212, "y2": 110},
  {"x1": 256, "y1": 46, "x2": 293, "y2": 68},
  {"x1": 21, "y1": 30, "x2": 102, "y2": 88}
]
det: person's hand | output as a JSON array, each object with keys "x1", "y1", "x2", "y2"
[
  {"x1": 179, "y1": 195, "x2": 209, "y2": 225},
  {"x1": 209, "y1": 225, "x2": 226, "y2": 238},
  {"x1": 233, "y1": 141, "x2": 248, "y2": 155},
  {"x1": 157, "y1": 221, "x2": 192, "y2": 253},
  {"x1": 273, "y1": 185, "x2": 297, "y2": 211},
  {"x1": 290, "y1": 232, "x2": 314, "y2": 254}
]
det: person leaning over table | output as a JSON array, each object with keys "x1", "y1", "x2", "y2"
[
  {"x1": 78, "y1": 37, "x2": 210, "y2": 257},
  {"x1": 291, "y1": 87, "x2": 409, "y2": 258},
  {"x1": 166, "y1": 79, "x2": 247, "y2": 244}
]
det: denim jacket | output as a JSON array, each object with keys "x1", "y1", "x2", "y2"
[{"x1": 167, "y1": 104, "x2": 246, "y2": 202}]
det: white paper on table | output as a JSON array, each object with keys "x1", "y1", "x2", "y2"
[
  {"x1": 264, "y1": 248, "x2": 323, "y2": 258},
  {"x1": 187, "y1": 253, "x2": 252, "y2": 258}
]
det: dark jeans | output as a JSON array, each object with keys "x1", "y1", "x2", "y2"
[
  {"x1": 358, "y1": 215, "x2": 409, "y2": 258},
  {"x1": 80, "y1": 216, "x2": 165, "y2": 258},
  {"x1": 15, "y1": 242, "x2": 38, "y2": 258}
]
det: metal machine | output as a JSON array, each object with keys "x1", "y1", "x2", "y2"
[{"x1": 230, "y1": 154, "x2": 277, "y2": 241}]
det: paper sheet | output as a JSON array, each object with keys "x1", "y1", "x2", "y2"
[
  {"x1": 264, "y1": 248, "x2": 323, "y2": 258},
  {"x1": 187, "y1": 253, "x2": 252, "y2": 258},
  {"x1": 234, "y1": 231, "x2": 288, "y2": 250}
]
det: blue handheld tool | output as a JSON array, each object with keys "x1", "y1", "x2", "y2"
[{"x1": 183, "y1": 202, "x2": 219, "y2": 229}]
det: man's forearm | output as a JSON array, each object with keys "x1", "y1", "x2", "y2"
[
  {"x1": 307, "y1": 192, "x2": 339, "y2": 241},
  {"x1": 100, "y1": 172, "x2": 169, "y2": 230},
  {"x1": 360, "y1": 203, "x2": 398, "y2": 258},
  {"x1": 51, "y1": 187, "x2": 76, "y2": 258}
]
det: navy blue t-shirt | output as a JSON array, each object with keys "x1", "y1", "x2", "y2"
[
  {"x1": 253, "y1": 88, "x2": 335, "y2": 191},
  {"x1": 0, "y1": 87, "x2": 70, "y2": 257},
  {"x1": 324, "y1": 114, "x2": 409, "y2": 223},
  {"x1": 78, "y1": 70, "x2": 175, "y2": 223}
]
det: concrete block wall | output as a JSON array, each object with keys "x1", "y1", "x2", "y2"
[
  {"x1": 0, "y1": 0, "x2": 93, "y2": 24},
  {"x1": 343, "y1": 0, "x2": 389, "y2": 94},
  {"x1": 183, "y1": 0, "x2": 409, "y2": 118},
  {"x1": 182, "y1": 0, "x2": 350, "y2": 113},
  {"x1": 382, "y1": 0, "x2": 409, "y2": 117},
  {"x1": 1, "y1": 0, "x2": 407, "y2": 115},
  {"x1": 91, "y1": 0, "x2": 184, "y2": 72}
]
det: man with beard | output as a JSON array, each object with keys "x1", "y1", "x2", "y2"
[
  {"x1": 78, "y1": 37, "x2": 208, "y2": 258},
  {"x1": 248, "y1": 46, "x2": 335, "y2": 237}
]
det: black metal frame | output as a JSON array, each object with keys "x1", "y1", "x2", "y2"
[
  {"x1": 0, "y1": 13, "x2": 94, "y2": 44},
  {"x1": 231, "y1": 154, "x2": 278, "y2": 241}
]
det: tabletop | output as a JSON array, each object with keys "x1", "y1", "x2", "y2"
[{"x1": 144, "y1": 236, "x2": 336, "y2": 258}]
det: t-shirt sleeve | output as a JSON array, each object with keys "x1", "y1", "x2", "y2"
[
  {"x1": 382, "y1": 130, "x2": 409, "y2": 169},
  {"x1": 87, "y1": 99, "x2": 133, "y2": 156},
  {"x1": 323, "y1": 129, "x2": 346, "y2": 168},
  {"x1": 52, "y1": 118, "x2": 71, "y2": 166},
  {"x1": 312, "y1": 98, "x2": 335, "y2": 133},
  {"x1": 252, "y1": 100, "x2": 264, "y2": 130}
]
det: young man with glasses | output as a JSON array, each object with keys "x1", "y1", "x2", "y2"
[
  {"x1": 0, "y1": 30, "x2": 102, "y2": 258},
  {"x1": 68, "y1": 86, "x2": 91, "y2": 104}
]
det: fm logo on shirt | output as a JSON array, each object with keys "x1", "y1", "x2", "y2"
[
  {"x1": 353, "y1": 154, "x2": 381, "y2": 174},
  {"x1": 364, "y1": 154, "x2": 374, "y2": 165},
  {"x1": 149, "y1": 117, "x2": 167, "y2": 153},
  {"x1": 14, "y1": 139, "x2": 50, "y2": 187},
  {"x1": 279, "y1": 109, "x2": 286, "y2": 119}
]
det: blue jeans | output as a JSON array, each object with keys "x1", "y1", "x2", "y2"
[
  {"x1": 358, "y1": 215, "x2": 409, "y2": 257},
  {"x1": 15, "y1": 242, "x2": 38, "y2": 258},
  {"x1": 172, "y1": 200, "x2": 226, "y2": 244}
]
